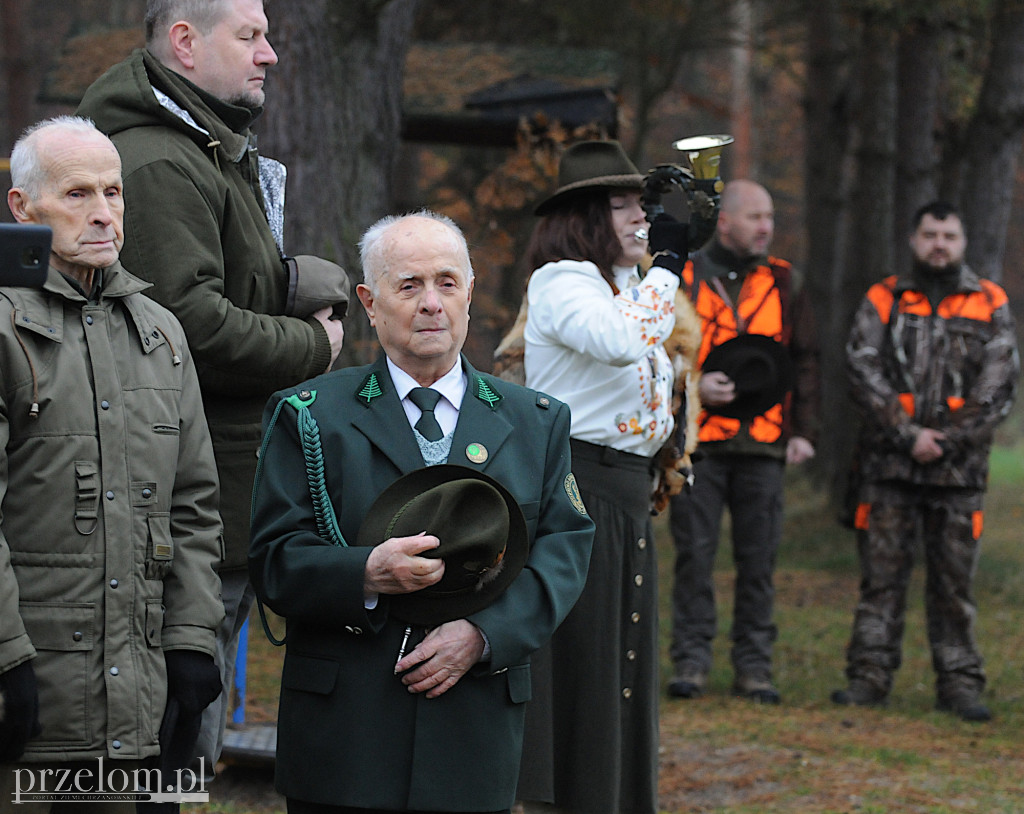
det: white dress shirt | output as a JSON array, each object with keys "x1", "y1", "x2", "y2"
[
  {"x1": 524, "y1": 259, "x2": 677, "y2": 458},
  {"x1": 387, "y1": 357, "x2": 466, "y2": 437}
]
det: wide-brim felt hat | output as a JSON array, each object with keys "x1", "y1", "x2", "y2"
[
  {"x1": 356, "y1": 464, "x2": 529, "y2": 626},
  {"x1": 701, "y1": 334, "x2": 794, "y2": 420},
  {"x1": 534, "y1": 140, "x2": 645, "y2": 216}
]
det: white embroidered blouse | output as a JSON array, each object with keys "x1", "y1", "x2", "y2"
[{"x1": 523, "y1": 259, "x2": 678, "y2": 458}]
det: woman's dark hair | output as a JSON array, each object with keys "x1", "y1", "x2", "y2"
[{"x1": 525, "y1": 189, "x2": 627, "y2": 290}]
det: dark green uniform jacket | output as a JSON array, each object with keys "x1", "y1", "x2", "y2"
[
  {"x1": 249, "y1": 356, "x2": 595, "y2": 811},
  {"x1": 78, "y1": 49, "x2": 333, "y2": 569}
]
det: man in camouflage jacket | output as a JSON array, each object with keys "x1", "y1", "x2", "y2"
[{"x1": 833, "y1": 201, "x2": 1019, "y2": 722}]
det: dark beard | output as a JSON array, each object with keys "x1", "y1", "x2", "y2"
[{"x1": 912, "y1": 256, "x2": 961, "y2": 278}]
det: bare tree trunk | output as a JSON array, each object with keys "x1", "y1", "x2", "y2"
[
  {"x1": 1, "y1": 0, "x2": 30, "y2": 150},
  {"x1": 803, "y1": 0, "x2": 856, "y2": 498},
  {"x1": 894, "y1": 20, "x2": 943, "y2": 269},
  {"x1": 260, "y1": 0, "x2": 421, "y2": 364},
  {"x1": 959, "y1": 0, "x2": 1024, "y2": 283},
  {"x1": 729, "y1": 0, "x2": 753, "y2": 178}
]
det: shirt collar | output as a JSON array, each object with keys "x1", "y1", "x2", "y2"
[{"x1": 386, "y1": 357, "x2": 467, "y2": 410}]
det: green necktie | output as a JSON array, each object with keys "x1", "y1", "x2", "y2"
[{"x1": 409, "y1": 387, "x2": 443, "y2": 441}]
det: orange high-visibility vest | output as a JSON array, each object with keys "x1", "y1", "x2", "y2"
[{"x1": 684, "y1": 257, "x2": 793, "y2": 444}]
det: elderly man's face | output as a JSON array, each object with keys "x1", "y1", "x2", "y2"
[
  {"x1": 189, "y1": 0, "x2": 278, "y2": 109},
  {"x1": 9, "y1": 130, "x2": 124, "y2": 284},
  {"x1": 356, "y1": 217, "x2": 474, "y2": 386}
]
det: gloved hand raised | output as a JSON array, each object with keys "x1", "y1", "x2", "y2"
[
  {"x1": 0, "y1": 660, "x2": 42, "y2": 762},
  {"x1": 647, "y1": 214, "x2": 689, "y2": 275}
]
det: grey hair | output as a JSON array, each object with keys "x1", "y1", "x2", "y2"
[
  {"x1": 10, "y1": 116, "x2": 109, "y2": 199},
  {"x1": 145, "y1": 0, "x2": 244, "y2": 46},
  {"x1": 358, "y1": 210, "x2": 475, "y2": 296}
]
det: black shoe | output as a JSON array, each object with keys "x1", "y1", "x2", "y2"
[
  {"x1": 936, "y1": 696, "x2": 992, "y2": 722},
  {"x1": 667, "y1": 667, "x2": 707, "y2": 699},
  {"x1": 830, "y1": 680, "x2": 887, "y2": 708},
  {"x1": 732, "y1": 674, "x2": 780, "y2": 704}
]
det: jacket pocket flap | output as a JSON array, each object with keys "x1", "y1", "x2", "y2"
[
  {"x1": 20, "y1": 602, "x2": 94, "y2": 651},
  {"x1": 507, "y1": 662, "x2": 532, "y2": 704},
  {"x1": 282, "y1": 654, "x2": 338, "y2": 695}
]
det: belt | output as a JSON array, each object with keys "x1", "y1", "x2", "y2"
[{"x1": 570, "y1": 438, "x2": 655, "y2": 474}]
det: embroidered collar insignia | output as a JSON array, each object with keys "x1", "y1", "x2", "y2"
[
  {"x1": 357, "y1": 372, "x2": 384, "y2": 405},
  {"x1": 474, "y1": 376, "x2": 502, "y2": 409}
]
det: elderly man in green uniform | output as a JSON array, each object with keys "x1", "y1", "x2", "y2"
[
  {"x1": 249, "y1": 211, "x2": 595, "y2": 814},
  {"x1": 0, "y1": 116, "x2": 222, "y2": 809}
]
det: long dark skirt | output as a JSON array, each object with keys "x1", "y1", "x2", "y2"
[{"x1": 517, "y1": 440, "x2": 659, "y2": 814}]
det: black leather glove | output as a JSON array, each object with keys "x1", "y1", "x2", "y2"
[
  {"x1": 164, "y1": 650, "x2": 221, "y2": 715},
  {"x1": 648, "y1": 214, "x2": 689, "y2": 275},
  {"x1": 0, "y1": 660, "x2": 42, "y2": 762},
  {"x1": 139, "y1": 652, "x2": 221, "y2": 814}
]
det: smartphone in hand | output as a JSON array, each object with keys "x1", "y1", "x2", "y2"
[{"x1": 0, "y1": 223, "x2": 51, "y2": 288}]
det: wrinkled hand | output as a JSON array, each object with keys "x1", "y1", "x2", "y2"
[
  {"x1": 0, "y1": 660, "x2": 41, "y2": 762},
  {"x1": 395, "y1": 620, "x2": 485, "y2": 699},
  {"x1": 312, "y1": 306, "x2": 345, "y2": 371},
  {"x1": 786, "y1": 436, "x2": 816, "y2": 465},
  {"x1": 699, "y1": 370, "x2": 736, "y2": 407},
  {"x1": 911, "y1": 428, "x2": 946, "y2": 464},
  {"x1": 364, "y1": 533, "x2": 444, "y2": 597}
]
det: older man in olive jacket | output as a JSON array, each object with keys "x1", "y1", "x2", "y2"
[
  {"x1": 250, "y1": 212, "x2": 595, "y2": 814},
  {"x1": 0, "y1": 118, "x2": 223, "y2": 808}
]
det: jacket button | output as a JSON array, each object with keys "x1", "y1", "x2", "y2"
[
  {"x1": 72, "y1": 631, "x2": 83, "y2": 642},
  {"x1": 112, "y1": 740, "x2": 121, "y2": 750},
  {"x1": 86, "y1": 316, "x2": 94, "y2": 325},
  {"x1": 634, "y1": 574, "x2": 644, "y2": 587},
  {"x1": 110, "y1": 666, "x2": 119, "y2": 676},
  {"x1": 622, "y1": 687, "x2": 633, "y2": 699},
  {"x1": 631, "y1": 612, "x2": 641, "y2": 624},
  {"x1": 110, "y1": 579, "x2": 119, "y2": 588},
  {"x1": 637, "y1": 537, "x2": 647, "y2": 549},
  {"x1": 626, "y1": 650, "x2": 637, "y2": 661},
  {"x1": 142, "y1": 488, "x2": 153, "y2": 499},
  {"x1": 106, "y1": 491, "x2": 115, "y2": 500},
  {"x1": 101, "y1": 400, "x2": 110, "y2": 410}
]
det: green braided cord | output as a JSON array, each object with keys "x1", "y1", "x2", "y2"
[
  {"x1": 296, "y1": 406, "x2": 347, "y2": 548},
  {"x1": 250, "y1": 391, "x2": 347, "y2": 649}
]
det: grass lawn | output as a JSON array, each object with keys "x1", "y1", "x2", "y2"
[{"x1": 194, "y1": 425, "x2": 1024, "y2": 813}]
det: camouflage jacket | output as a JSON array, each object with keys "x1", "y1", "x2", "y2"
[{"x1": 847, "y1": 266, "x2": 1019, "y2": 489}]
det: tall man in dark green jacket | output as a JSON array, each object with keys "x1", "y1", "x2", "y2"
[
  {"x1": 77, "y1": 0, "x2": 347, "y2": 767},
  {"x1": 250, "y1": 212, "x2": 595, "y2": 813}
]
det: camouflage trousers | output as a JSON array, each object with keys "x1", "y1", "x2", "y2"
[{"x1": 845, "y1": 481, "x2": 986, "y2": 700}]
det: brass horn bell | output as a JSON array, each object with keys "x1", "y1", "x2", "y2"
[{"x1": 671, "y1": 134, "x2": 734, "y2": 189}]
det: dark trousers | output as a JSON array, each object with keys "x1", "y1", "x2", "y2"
[
  {"x1": 845, "y1": 482, "x2": 986, "y2": 700},
  {"x1": 669, "y1": 453, "x2": 784, "y2": 676}
]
